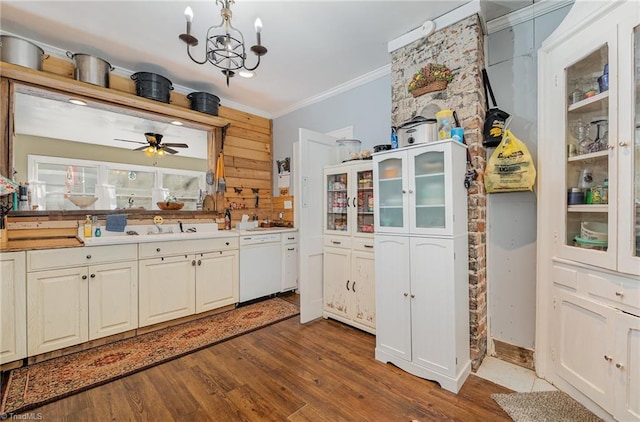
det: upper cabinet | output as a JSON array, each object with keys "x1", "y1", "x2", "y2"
[
  {"x1": 373, "y1": 140, "x2": 467, "y2": 237},
  {"x1": 323, "y1": 161, "x2": 374, "y2": 237},
  {"x1": 539, "y1": 2, "x2": 640, "y2": 275}
]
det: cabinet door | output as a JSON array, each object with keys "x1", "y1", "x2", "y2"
[
  {"x1": 617, "y1": 14, "x2": 640, "y2": 275},
  {"x1": 374, "y1": 152, "x2": 408, "y2": 234},
  {"x1": 550, "y1": 13, "x2": 619, "y2": 270},
  {"x1": 196, "y1": 250, "x2": 238, "y2": 313},
  {"x1": 0, "y1": 252, "x2": 26, "y2": 364},
  {"x1": 350, "y1": 250, "x2": 375, "y2": 331},
  {"x1": 410, "y1": 237, "x2": 455, "y2": 376},
  {"x1": 282, "y1": 243, "x2": 298, "y2": 292},
  {"x1": 553, "y1": 290, "x2": 616, "y2": 412},
  {"x1": 353, "y1": 162, "x2": 375, "y2": 236},
  {"x1": 374, "y1": 235, "x2": 411, "y2": 360},
  {"x1": 324, "y1": 167, "x2": 350, "y2": 234},
  {"x1": 27, "y1": 267, "x2": 88, "y2": 355},
  {"x1": 138, "y1": 255, "x2": 195, "y2": 327},
  {"x1": 408, "y1": 146, "x2": 448, "y2": 235},
  {"x1": 88, "y1": 261, "x2": 138, "y2": 340},
  {"x1": 322, "y1": 246, "x2": 351, "y2": 319},
  {"x1": 614, "y1": 312, "x2": 640, "y2": 421}
]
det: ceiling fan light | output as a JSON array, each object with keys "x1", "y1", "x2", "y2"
[{"x1": 157, "y1": 149, "x2": 166, "y2": 157}]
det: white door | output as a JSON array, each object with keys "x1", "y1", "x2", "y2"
[{"x1": 295, "y1": 128, "x2": 339, "y2": 323}]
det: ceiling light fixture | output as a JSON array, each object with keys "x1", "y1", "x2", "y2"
[
  {"x1": 170, "y1": 120, "x2": 184, "y2": 126},
  {"x1": 179, "y1": 1, "x2": 268, "y2": 87},
  {"x1": 69, "y1": 99, "x2": 87, "y2": 106}
]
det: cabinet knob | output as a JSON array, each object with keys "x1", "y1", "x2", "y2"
[
  {"x1": 82, "y1": 275, "x2": 88, "y2": 280},
  {"x1": 90, "y1": 273, "x2": 95, "y2": 278},
  {"x1": 225, "y1": 242, "x2": 229, "y2": 246},
  {"x1": 615, "y1": 291, "x2": 624, "y2": 297},
  {"x1": 409, "y1": 189, "x2": 414, "y2": 194},
  {"x1": 353, "y1": 197, "x2": 357, "y2": 207},
  {"x1": 352, "y1": 282, "x2": 356, "y2": 293},
  {"x1": 192, "y1": 260, "x2": 196, "y2": 266},
  {"x1": 410, "y1": 294, "x2": 415, "y2": 298},
  {"x1": 197, "y1": 260, "x2": 202, "y2": 266},
  {"x1": 86, "y1": 254, "x2": 92, "y2": 259},
  {"x1": 618, "y1": 141, "x2": 629, "y2": 147},
  {"x1": 156, "y1": 248, "x2": 161, "y2": 252},
  {"x1": 403, "y1": 292, "x2": 409, "y2": 297},
  {"x1": 364, "y1": 244, "x2": 373, "y2": 249},
  {"x1": 616, "y1": 362, "x2": 624, "y2": 369},
  {"x1": 332, "y1": 240, "x2": 341, "y2": 245},
  {"x1": 346, "y1": 280, "x2": 351, "y2": 291},
  {"x1": 402, "y1": 190, "x2": 407, "y2": 194},
  {"x1": 604, "y1": 355, "x2": 613, "y2": 361},
  {"x1": 346, "y1": 196, "x2": 350, "y2": 207},
  {"x1": 287, "y1": 247, "x2": 295, "y2": 251}
]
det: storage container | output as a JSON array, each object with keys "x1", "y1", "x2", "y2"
[
  {"x1": 66, "y1": 52, "x2": 114, "y2": 88},
  {"x1": 187, "y1": 92, "x2": 220, "y2": 116},
  {"x1": 131, "y1": 72, "x2": 173, "y2": 103},
  {"x1": 0, "y1": 35, "x2": 46, "y2": 70}
]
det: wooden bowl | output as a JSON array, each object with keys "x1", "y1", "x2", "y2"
[{"x1": 157, "y1": 201, "x2": 184, "y2": 211}]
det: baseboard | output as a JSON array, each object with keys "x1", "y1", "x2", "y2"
[{"x1": 492, "y1": 339, "x2": 535, "y2": 371}]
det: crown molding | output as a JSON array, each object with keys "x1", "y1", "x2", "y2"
[
  {"x1": 272, "y1": 64, "x2": 391, "y2": 119},
  {"x1": 485, "y1": 0, "x2": 575, "y2": 35}
]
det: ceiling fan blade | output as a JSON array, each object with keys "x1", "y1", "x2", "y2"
[
  {"x1": 162, "y1": 143, "x2": 189, "y2": 148},
  {"x1": 114, "y1": 138, "x2": 146, "y2": 144},
  {"x1": 162, "y1": 147, "x2": 179, "y2": 154},
  {"x1": 133, "y1": 146, "x2": 148, "y2": 151}
]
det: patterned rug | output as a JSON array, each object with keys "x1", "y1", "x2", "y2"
[
  {"x1": 1, "y1": 298, "x2": 299, "y2": 415},
  {"x1": 492, "y1": 391, "x2": 603, "y2": 422}
]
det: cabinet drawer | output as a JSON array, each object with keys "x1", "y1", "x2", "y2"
[
  {"x1": 583, "y1": 272, "x2": 640, "y2": 314},
  {"x1": 27, "y1": 244, "x2": 137, "y2": 272},
  {"x1": 324, "y1": 235, "x2": 351, "y2": 249},
  {"x1": 139, "y1": 237, "x2": 238, "y2": 258},
  {"x1": 282, "y1": 231, "x2": 298, "y2": 244},
  {"x1": 352, "y1": 238, "x2": 375, "y2": 252}
]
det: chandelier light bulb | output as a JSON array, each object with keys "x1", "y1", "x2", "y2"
[
  {"x1": 184, "y1": 7, "x2": 193, "y2": 23},
  {"x1": 254, "y1": 18, "x2": 263, "y2": 33}
]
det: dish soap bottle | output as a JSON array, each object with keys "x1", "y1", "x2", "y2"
[
  {"x1": 93, "y1": 216, "x2": 101, "y2": 237},
  {"x1": 83, "y1": 215, "x2": 93, "y2": 238}
]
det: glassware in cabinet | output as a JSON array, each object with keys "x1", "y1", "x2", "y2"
[{"x1": 325, "y1": 171, "x2": 348, "y2": 232}]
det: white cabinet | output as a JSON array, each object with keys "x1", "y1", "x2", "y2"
[
  {"x1": 26, "y1": 245, "x2": 138, "y2": 356},
  {"x1": 373, "y1": 139, "x2": 470, "y2": 394},
  {"x1": 322, "y1": 238, "x2": 376, "y2": 334},
  {"x1": 538, "y1": 1, "x2": 640, "y2": 419},
  {"x1": 373, "y1": 140, "x2": 467, "y2": 237},
  {"x1": 0, "y1": 251, "x2": 26, "y2": 364},
  {"x1": 282, "y1": 231, "x2": 298, "y2": 292},
  {"x1": 138, "y1": 237, "x2": 238, "y2": 327}
]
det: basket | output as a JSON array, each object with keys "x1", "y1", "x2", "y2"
[
  {"x1": 580, "y1": 221, "x2": 608, "y2": 241},
  {"x1": 410, "y1": 80, "x2": 448, "y2": 97}
]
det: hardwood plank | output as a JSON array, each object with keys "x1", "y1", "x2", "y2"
[
  {"x1": 224, "y1": 144, "x2": 271, "y2": 162},
  {"x1": 230, "y1": 157, "x2": 273, "y2": 171},
  {"x1": 19, "y1": 300, "x2": 512, "y2": 421},
  {"x1": 225, "y1": 136, "x2": 271, "y2": 153}
]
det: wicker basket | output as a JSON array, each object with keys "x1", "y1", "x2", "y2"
[{"x1": 410, "y1": 80, "x2": 448, "y2": 97}]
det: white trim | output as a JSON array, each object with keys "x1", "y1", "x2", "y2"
[
  {"x1": 325, "y1": 126, "x2": 354, "y2": 139},
  {"x1": 271, "y1": 65, "x2": 391, "y2": 119},
  {"x1": 485, "y1": 0, "x2": 575, "y2": 35},
  {"x1": 387, "y1": 0, "x2": 482, "y2": 53}
]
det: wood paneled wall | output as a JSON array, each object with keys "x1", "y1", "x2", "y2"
[{"x1": 26, "y1": 56, "x2": 276, "y2": 223}]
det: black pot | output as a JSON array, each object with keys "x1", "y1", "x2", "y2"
[
  {"x1": 130, "y1": 72, "x2": 173, "y2": 103},
  {"x1": 187, "y1": 92, "x2": 220, "y2": 116},
  {"x1": 373, "y1": 144, "x2": 392, "y2": 152}
]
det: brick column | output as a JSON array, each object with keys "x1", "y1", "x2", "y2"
[{"x1": 391, "y1": 14, "x2": 487, "y2": 370}]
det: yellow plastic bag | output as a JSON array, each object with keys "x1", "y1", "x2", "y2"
[{"x1": 484, "y1": 129, "x2": 536, "y2": 193}]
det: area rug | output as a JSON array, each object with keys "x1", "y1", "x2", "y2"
[
  {"x1": 1, "y1": 297, "x2": 299, "y2": 415},
  {"x1": 492, "y1": 391, "x2": 603, "y2": 422}
]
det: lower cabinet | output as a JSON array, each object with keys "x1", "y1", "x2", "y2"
[
  {"x1": 553, "y1": 284, "x2": 640, "y2": 421},
  {"x1": 374, "y1": 234, "x2": 470, "y2": 394},
  {"x1": 0, "y1": 251, "x2": 26, "y2": 364},
  {"x1": 282, "y1": 231, "x2": 298, "y2": 292},
  {"x1": 322, "y1": 237, "x2": 375, "y2": 334},
  {"x1": 138, "y1": 237, "x2": 239, "y2": 327},
  {"x1": 26, "y1": 245, "x2": 138, "y2": 356}
]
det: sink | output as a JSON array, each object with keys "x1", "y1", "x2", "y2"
[{"x1": 79, "y1": 223, "x2": 230, "y2": 246}]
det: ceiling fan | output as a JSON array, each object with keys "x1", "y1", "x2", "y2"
[{"x1": 114, "y1": 132, "x2": 189, "y2": 156}]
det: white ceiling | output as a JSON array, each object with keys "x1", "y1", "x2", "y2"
[{"x1": 0, "y1": 0, "x2": 534, "y2": 119}]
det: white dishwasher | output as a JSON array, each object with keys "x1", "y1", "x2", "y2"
[{"x1": 239, "y1": 232, "x2": 282, "y2": 302}]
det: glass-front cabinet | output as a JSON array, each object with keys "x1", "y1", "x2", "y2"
[
  {"x1": 323, "y1": 161, "x2": 374, "y2": 236},
  {"x1": 553, "y1": 7, "x2": 640, "y2": 275},
  {"x1": 373, "y1": 139, "x2": 467, "y2": 237}
]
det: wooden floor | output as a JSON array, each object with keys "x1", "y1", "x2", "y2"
[{"x1": 20, "y1": 297, "x2": 513, "y2": 421}]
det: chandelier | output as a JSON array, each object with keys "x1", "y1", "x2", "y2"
[{"x1": 179, "y1": 0, "x2": 267, "y2": 86}]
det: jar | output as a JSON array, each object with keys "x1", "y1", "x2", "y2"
[
  {"x1": 568, "y1": 188, "x2": 585, "y2": 205},
  {"x1": 590, "y1": 186, "x2": 602, "y2": 204},
  {"x1": 602, "y1": 179, "x2": 608, "y2": 204},
  {"x1": 435, "y1": 109, "x2": 454, "y2": 140}
]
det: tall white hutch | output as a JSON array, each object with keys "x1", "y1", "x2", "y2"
[{"x1": 537, "y1": 1, "x2": 640, "y2": 420}]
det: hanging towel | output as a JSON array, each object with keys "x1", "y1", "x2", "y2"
[{"x1": 106, "y1": 214, "x2": 127, "y2": 232}]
